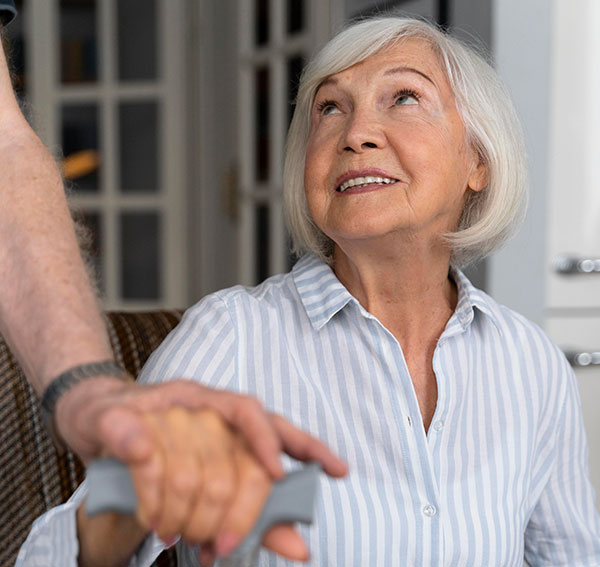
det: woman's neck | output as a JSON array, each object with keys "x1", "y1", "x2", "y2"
[{"x1": 331, "y1": 239, "x2": 457, "y2": 348}]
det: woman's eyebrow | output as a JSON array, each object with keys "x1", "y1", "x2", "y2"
[
  {"x1": 317, "y1": 76, "x2": 338, "y2": 90},
  {"x1": 383, "y1": 66, "x2": 436, "y2": 87},
  {"x1": 316, "y1": 65, "x2": 436, "y2": 93}
]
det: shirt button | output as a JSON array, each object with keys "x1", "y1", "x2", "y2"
[
  {"x1": 423, "y1": 504, "x2": 437, "y2": 517},
  {"x1": 433, "y1": 420, "x2": 444, "y2": 432}
]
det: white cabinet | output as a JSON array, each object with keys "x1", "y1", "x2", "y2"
[
  {"x1": 546, "y1": 0, "x2": 600, "y2": 495},
  {"x1": 546, "y1": 318, "x2": 600, "y2": 491}
]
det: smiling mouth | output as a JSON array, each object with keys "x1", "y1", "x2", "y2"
[{"x1": 336, "y1": 176, "x2": 399, "y2": 192}]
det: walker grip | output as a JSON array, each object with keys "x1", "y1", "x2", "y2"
[{"x1": 86, "y1": 458, "x2": 320, "y2": 564}]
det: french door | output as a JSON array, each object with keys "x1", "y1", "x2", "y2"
[
  {"x1": 24, "y1": 0, "x2": 188, "y2": 310},
  {"x1": 235, "y1": 0, "x2": 337, "y2": 285}
]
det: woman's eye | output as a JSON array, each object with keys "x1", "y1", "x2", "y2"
[
  {"x1": 316, "y1": 101, "x2": 341, "y2": 115},
  {"x1": 394, "y1": 92, "x2": 419, "y2": 106}
]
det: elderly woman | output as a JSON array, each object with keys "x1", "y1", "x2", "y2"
[{"x1": 19, "y1": 15, "x2": 600, "y2": 567}]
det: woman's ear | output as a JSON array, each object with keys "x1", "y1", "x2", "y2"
[{"x1": 468, "y1": 159, "x2": 488, "y2": 192}]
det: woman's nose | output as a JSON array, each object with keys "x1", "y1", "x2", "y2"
[{"x1": 338, "y1": 110, "x2": 386, "y2": 153}]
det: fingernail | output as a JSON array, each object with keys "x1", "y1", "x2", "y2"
[
  {"x1": 147, "y1": 520, "x2": 159, "y2": 533},
  {"x1": 198, "y1": 543, "x2": 216, "y2": 566},
  {"x1": 162, "y1": 534, "x2": 179, "y2": 548},
  {"x1": 215, "y1": 532, "x2": 241, "y2": 556}
]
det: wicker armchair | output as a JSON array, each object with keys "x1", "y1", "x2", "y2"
[{"x1": 0, "y1": 310, "x2": 184, "y2": 567}]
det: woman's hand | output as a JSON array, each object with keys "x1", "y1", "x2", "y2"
[
  {"x1": 77, "y1": 405, "x2": 347, "y2": 566},
  {"x1": 133, "y1": 407, "x2": 275, "y2": 561}
]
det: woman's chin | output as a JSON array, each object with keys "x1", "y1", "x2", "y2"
[{"x1": 328, "y1": 229, "x2": 411, "y2": 252}]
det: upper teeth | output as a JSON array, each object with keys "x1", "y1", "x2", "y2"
[{"x1": 338, "y1": 176, "x2": 398, "y2": 192}]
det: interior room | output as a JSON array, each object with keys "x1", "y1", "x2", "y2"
[{"x1": 2, "y1": 0, "x2": 599, "y2": 564}]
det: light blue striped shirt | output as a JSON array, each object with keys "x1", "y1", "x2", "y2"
[{"x1": 18, "y1": 254, "x2": 600, "y2": 566}]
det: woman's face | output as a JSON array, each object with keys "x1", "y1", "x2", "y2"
[{"x1": 304, "y1": 38, "x2": 487, "y2": 252}]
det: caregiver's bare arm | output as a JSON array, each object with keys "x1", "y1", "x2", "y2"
[
  {"x1": 1, "y1": 29, "x2": 349, "y2": 483},
  {"x1": 0, "y1": 27, "x2": 126, "y2": 458}
]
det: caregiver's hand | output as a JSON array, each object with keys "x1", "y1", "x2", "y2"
[{"x1": 58, "y1": 379, "x2": 347, "y2": 482}]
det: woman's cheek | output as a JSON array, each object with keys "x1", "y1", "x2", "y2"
[
  {"x1": 304, "y1": 143, "x2": 327, "y2": 186},
  {"x1": 304, "y1": 179, "x2": 327, "y2": 225}
]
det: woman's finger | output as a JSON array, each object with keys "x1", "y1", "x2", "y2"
[
  {"x1": 214, "y1": 436, "x2": 272, "y2": 556},
  {"x1": 153, "y1": 408, "x2": 200, "y2": 543},
  {"x1": 129, "y1": 414, "x2": 167, "y2": 530},
  {"x1": 269, "y1": 413, "x2": 348, "y2": 478},
  {"x1": 198, "y1": 391, "x2": 285, "y2": 479},
  {"x1": 262, "y1": 524, "x2": 310, "y2": 562},
  {"x1": 182, "y1": 410, "x2": 237, "y2": 543}
]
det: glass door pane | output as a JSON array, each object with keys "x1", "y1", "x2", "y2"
[
  {"x1": 117, "y1": 0, "x2": 158, "y2": 81},
  {"x1": 287, "y1": 0, "x2": 304, "y2": 35},
  {"x1": 61, "y1": 103, "x2": 101, "y2": 192},
  {"x1": 255, "y1": 0, "x2": 269, "y2": 46},
  {"x1": 118, "y1": 101, "x2": 160, "y2": 193},
  {"x1": 255, "y1": 203, "x2": 270, "y2": 282},
  {"x1": 287, "y1": 54, "x2": 304, "y2": 125},
  {"x1": 120, "y1": 212, "x2": 161, "y2": 300},
  {"x1": 255, "y1": 66, "x2": 270, "y2": 183},
  {"x1": 60, "y1": 0, "x2": 98, "y2": 84}
]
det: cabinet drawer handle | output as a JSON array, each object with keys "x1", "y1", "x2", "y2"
[
  {"x1": 554, "y1": 256, "x2": 600, "y2": 274},
  {"x1": 564, "y1": 350, "x2": 600, "y2": 367}
]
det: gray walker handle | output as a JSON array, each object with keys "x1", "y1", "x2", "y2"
[{"x1": 86, "y1": 458, "x2": 320, "y2": 564}]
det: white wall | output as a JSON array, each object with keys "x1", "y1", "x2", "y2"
[{"x1": 488, "y1": 0, "x2": 553, "y2": 325}]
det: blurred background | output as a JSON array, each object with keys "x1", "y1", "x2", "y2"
[{"x1": 4, "y1": 0, "x2": 600, "y2": 495}]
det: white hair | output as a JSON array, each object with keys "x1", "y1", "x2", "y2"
[{"x1": 283, "y1": 16, "x2": 528, "y2": 267}]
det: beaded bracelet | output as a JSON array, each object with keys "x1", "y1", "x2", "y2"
[{"x1": 40, "y1": 360, "x2": 132, "y2": 451}]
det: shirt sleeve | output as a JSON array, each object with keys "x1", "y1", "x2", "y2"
[
  {"x1": 17, "y1": 294, "x2": 236, "y2": 566},
  {"x1": 138, "y1": 292, "x2": 237, "y2": 389},
  {"x1": 15, "y1": 484, "x2": 84, "y2": 567},
  {"x1": 524, "y1": 360, "x2": 600, "y2": 566},
  {"x1": 15, "y1": 479, "x2": 169, "y2": 567}
]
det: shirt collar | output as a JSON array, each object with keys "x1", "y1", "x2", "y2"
[
  {"x1": 449, "y1": 266, "x2": 503, "y2": 336},
  {"x1": 293, "y1": 254, "x2": 502, "y2": 334},
  {"x1": 293, "y1": 254, "x2": 356, "y2": 330}
]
